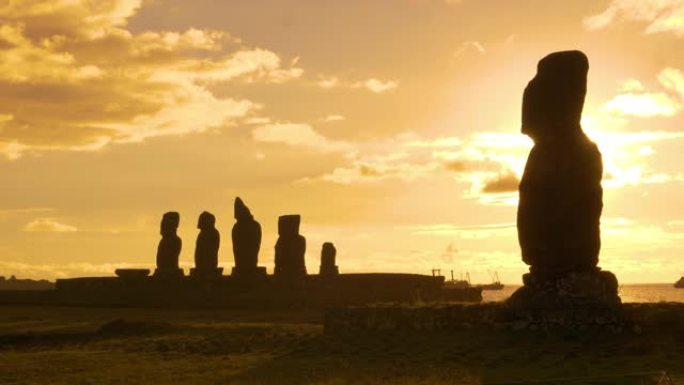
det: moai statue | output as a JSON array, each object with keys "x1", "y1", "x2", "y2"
[
  {"x1": 190, "y1": 211, "x2": 222, "y2": 278},
  {"x1": 274, "y1": 215, "x2": 307, "y2": 279},
  {"x1": 153, "y1": 211, "x2": 184, "y2": 278},
  {"x1": 510, "y1": 50, "x2": 619, "y2": 307},
  {"x1": 319, "y1": 242, "x2": 339, "y2": 277},
  {"x1": 231, "y1": 197, "x2": 266, "y2": 278}
]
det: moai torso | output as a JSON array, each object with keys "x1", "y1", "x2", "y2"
[
  {"x1": 517, "y1": 50, "x2": 603, "y2": 276},
  {"x1": 319, "y1": 242, "x2": 339, "y2": 276},
  {"x1": 194, "y1": 212, "x2": 220, "y2": 271},
  {"x1": 156, "y1": 212, "x2": 182, "y2": 272},
  {"x1": 232, "y1": 198, "x2": 262, "y2": 271},
  {"x1": 274, "y1": 215, "x2": 307, "y2": 278}
]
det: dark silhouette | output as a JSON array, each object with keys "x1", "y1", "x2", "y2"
[
  {"x1": 0, "y1": 275, "x2": 54, "y2": 290},
  {"x1": 153, "y1": 212, "x2": 184, "y2": 278},
  {"x1": 191, "y1": 211, "x2": 222, "y2": 277},
  {"x1": 115, "y1": 269, "x2": 150, "y2": 279},
  {"x1": 319, "y1": 242, "x2": 339, "y2": 276},
  {"x1": 274, "y1": 215, "x2": 307, "y2": 279},
  {"x1": 511, "y1": 50, "x2": 619, "y2": 306},
  {"x1": 231, "y1": 197, "x2": 266, "y2": 277}
]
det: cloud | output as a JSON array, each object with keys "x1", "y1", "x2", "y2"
[
  {"x1": 482, "y1": 172, "x2": 520, "y2": 193},
  {"x1": 601, "y1": 69, "x2": 684, "y2": 117},
  {"x1": 23, "y1": 218, "x2": 78, "y2": 232},
  {"x1": 602, "y1": 92, "x2": 681, "y2": 117},
  {"x1": 313, "y1": 110, "x2": 684, "y2": 203},
  {"x1": 317, "y1": 76, "x2": 398, "y2": 93},
  {"x1": 352, "y1": 78, "x2": 398, "y2": 93},
  {"x1": 252, "y1": 123, "x2": 352, "y2": 152},
  {"x1": 0, "y1": 0, "x2": 303, "y2": 159},
  {"x1": 584, "y1": 0, "x2": 684, "y2": 36},
  {"x1": 321, "y1": 115, "x2": 345, "y2": 122},
  {"x1": 0, "y1": 0, "x2": 143, "y2": 38},
  {"x1": 317, "y1": 76, "x2": 340, "y2": 89},
  {"x1": 659, "y1": 67, "x2": 684, "y2": 96},
  {"x1": 453, "y1": 41, "x2": 486, "y2": 58}
]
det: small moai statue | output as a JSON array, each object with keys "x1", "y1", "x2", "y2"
[
  {"x1": 190, "y1": 211, "x2": 222, "y2": 278},
  {"x1": 319, "y1": 242, "x2": 339, "y2": 277},
  {"x1": 154, "y1": 211, "x2": 184, "y2": 278},
  {"x1": 274, "y1": 215, "x2": 307, "y2": 279},
  {"x1": 231, "y1": 197, "x2": 266, "y2": 278}
]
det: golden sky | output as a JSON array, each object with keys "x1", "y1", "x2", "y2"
[{"x1": 1, "y1": 0, "x2": 684, "y2": 283}]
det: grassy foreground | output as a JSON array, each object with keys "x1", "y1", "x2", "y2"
[{"x1": 0, "y1": 305, "x2": 681, "y2": 385}]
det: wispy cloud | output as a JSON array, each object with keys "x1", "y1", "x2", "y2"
[
  {"x1": 23, "y1": 218, "x2": 78, "y2": 233},
  {"x1": 453, "y1": 41, "x2": 486, "y2": 59},
  {"x1": 601, "y1": 70, "x2": 684, "y2": 117},
  {"x1": 584, "y1": 0, "x2": 684, "y2": 36},
  {"x1": 352, "y1": 78, "x2": 398, "y2": 93},
  {"x1": 320, "y1": 115, "x2": 345, "y2": 122},
  {"x1": 317, "y1": 76, "x2": 398, "y2": 93},
  {"x1": 252, "y1": 123, "x2": 352, "y2": 152}
]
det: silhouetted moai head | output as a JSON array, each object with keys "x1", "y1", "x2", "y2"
[
  {"x1": 197, "y1": 211, "x2": 216, "y2": 230},
  {"x1": 161, "y1": 211, "x2": 180, "y2": 237},
  {"x1": 231, "y1": 197, "x2": 263, "y2": 276},
  {"x1": 278, "y1": 215, "x2": 300, "y2": 237},
  {"x1": 522, "y1": 50, "x2": 588, "y2": 142}
]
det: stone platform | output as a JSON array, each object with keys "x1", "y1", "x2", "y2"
[{"x1": 0, "y1": 273, "x2": 482, "y2": 308}]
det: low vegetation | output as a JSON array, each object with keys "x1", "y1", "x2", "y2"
[{"x1": 0, "y1": 306, "x2": 681, "y2": 384}]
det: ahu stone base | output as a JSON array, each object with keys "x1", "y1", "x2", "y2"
[{"x1": 504, "y1": 267, "x2": 621, "y2": 330}]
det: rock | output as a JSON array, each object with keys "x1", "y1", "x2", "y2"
[
  {"x1": 190, "y1": 211, "x2": 222, "y2": 278},
  {"x1": 274, "y1": 215, "x2": 307, "y2": 280},
  {"x1": 231, "y1": 197, "x2": 266, "y2": 279},
  {"x1": 319, "y1": 242, "x2": 339, "y2": 277},
  {"x1": 153, "y1": 212, "x2": 184, "y2": 279}
]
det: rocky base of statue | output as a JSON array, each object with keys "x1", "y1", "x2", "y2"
[
  {"x1": 153, "y1": 268, "x2": 184, "y2": 280},
  {"x1": 504, "y1": 267, "x2": 626, "y2": 330},
  {"x1": 231, "y1": 266, "x2": 267, "y2": 280},
  {"x1": 189, "y1": 267, "x2": 223, "y2": 279}
]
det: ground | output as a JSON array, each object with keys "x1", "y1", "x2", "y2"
[{"x1": 0, "y1": 305, "x2": 681, "y2": 384}]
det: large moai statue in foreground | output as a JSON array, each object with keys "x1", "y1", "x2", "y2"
[
  {"x1": 231, "y1": 197, "x2": 267, "y2": 278},
  {"x1": 191, "y1": 211, "x2": 222, "y2": 277},
  {"x1": 319, "y1": 242, "x2": 339, "y2": 277},
  {"x1": 510, "y1": 50, "x2": 619, "y2": 307},
  {"x1": 274, "y1": 215, "x2": 307, "y2": 279},
  {"x1": 154, "y1": 212, "x2": 184, "y2": 278}
]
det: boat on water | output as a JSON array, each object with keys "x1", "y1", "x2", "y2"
[
  {"x1": 443, "y1": 271, "x2": 472, "y2": 289},
  {"x1": 675, "y1": 276, "x2": 684, "y2": 289},
  {"x1": 476, "y1": 271, "x2": 504, "y2": 291}
]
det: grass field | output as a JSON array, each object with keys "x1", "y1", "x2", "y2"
[{"x1": 0, "y1": 305, "x2": 681, "y2": 384}]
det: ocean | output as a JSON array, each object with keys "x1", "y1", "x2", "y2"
[{"x1": 482, "y1": 283, "x2": 684, "y2": 303}]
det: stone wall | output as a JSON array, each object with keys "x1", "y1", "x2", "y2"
[
  {"x1": 0, "y1": 273, "x2": 468, "y2": 309},
  {"x1": 324, "y1": 302, "x2": 684, "y2": 334}
]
